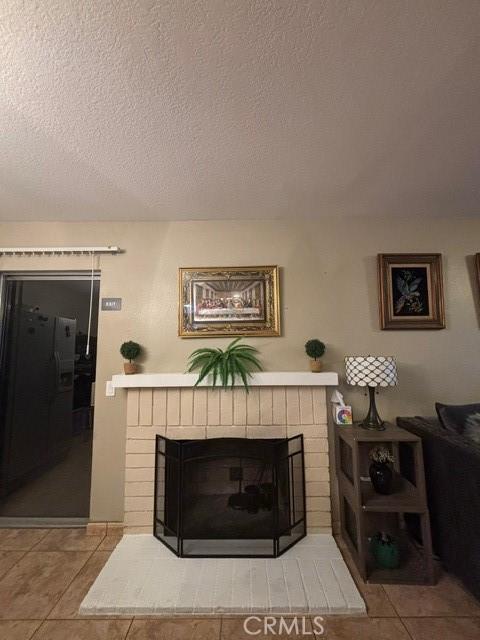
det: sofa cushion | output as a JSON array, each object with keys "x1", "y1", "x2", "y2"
[{"x1": 436, "y1": 402, "x2": 480, "y2": 442}]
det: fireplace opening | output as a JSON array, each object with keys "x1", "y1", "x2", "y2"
[{"x1": 154, "y1": 435, "x2": 306, "y2": 557}]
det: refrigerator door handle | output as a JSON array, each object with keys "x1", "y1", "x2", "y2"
[{"x1": 53, "y1": 351, "x2": 61, "y2": 392}]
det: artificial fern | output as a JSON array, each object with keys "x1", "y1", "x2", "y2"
[{"x1": 187, "y1": 337, "x2": 263, "y2": 392}]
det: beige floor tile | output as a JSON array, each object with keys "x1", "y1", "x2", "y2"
[
  {"x1": 0, "y1": 551, "x2": 25, "y2": 579},
  {"x1": 322, "y1": 617, "x2": 410, "y2": 639},
  {"x1": 97, "y1": 536, "x2": 123, "y2": 551},
  {"x1": 86, "y1": 523, "x2": 108, "y2": 536},
  {"x1": 32, "y1": 619, "x2": 131, "y2": 639},
  {"x1": 221, "y1": 617, "x2": 313, "y2": 639},
  {"x1": 0, "y1": 551, "x2": 90, "y2": 619},
  {"x1": 0, "y1": 529, "x2": 49, "y2": 551},
  {"x1": 48, "y1": 551, "x2": 112, "y2": 619},
  {"x1": 357, "y1": 584, "x2": 397, "y2": 617},
  {"x1": 34, "y1": 529, "x2": 105, "y2": 552},
  {"x1": 127, "y1": 618, "x2": 221, "y2": 639},
  {"x1": 0, "y1": 620, "x2": 41, "y2": 640},
  {"x1": 383, "y1": 574, "x2": 480, "y2": 617},
  {"x1": 403, "y1": 617, "x2": 480, "y2": 640},
  {"x1": 107, "y1": 523, "x2": 124, "y2": 534}
]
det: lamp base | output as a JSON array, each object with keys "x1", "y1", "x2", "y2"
[
  {"x1": 360, "y1": 387, "x2": 385, "y2": 431},
  {"x1": 360, "y1": 419, "x2": 385, "y2": 431}
]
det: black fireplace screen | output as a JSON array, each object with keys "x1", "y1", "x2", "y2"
[{"x1": 154, "y1": 435, "x2": 306, "y2": 557}]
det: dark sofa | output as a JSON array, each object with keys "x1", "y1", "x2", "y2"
[{"x1": 397, "y1": 416, "x2": 480, "y2": 600}]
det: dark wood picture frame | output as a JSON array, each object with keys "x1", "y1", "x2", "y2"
[{"x1": 378, "y1": 253, "x2": 445, "y2": 330}]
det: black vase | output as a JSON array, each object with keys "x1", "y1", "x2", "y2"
[{"x1": 369, "y1": 462, "x2": 393, "y2": 495}]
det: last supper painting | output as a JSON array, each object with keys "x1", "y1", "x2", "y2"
[{"x1": 179, "y1": 266, "x2": 280, "y2": 337}]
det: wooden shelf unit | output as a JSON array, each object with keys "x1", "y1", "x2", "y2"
[{"x1": 336, "y1": 423, "x2": 435, "y2": 585}]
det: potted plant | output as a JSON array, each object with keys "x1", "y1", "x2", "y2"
[
  {"x1": 187, "y1": 337, "x2": 262, "y2": 392},
  {"x1": 120, "y1": 341, "x2": 142, "y2": 375},
  {"x1": 369, "y1": 446, "x2": 395, "y2": 495},
  {"x1": 305, "y1": 339, "x2": 326, "y2": 372},
  {"x1": 370, "y1": 532, "x2": 400, "y2": 569}
]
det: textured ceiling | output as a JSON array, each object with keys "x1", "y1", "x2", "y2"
[{"x1": 1, "y1": 1, "x2": 479, "y2": 221}]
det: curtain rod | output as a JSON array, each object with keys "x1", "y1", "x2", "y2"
[{"x1": 0, "y1": 246, "x2": 121, "y2": 256}]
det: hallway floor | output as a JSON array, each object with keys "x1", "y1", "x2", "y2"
[
  {"x1": 0, "y1": 434, "x2": 92, "y2": 518},
  {"x1": 0, "y1": 527, "x2": 479, "y2": 639}
]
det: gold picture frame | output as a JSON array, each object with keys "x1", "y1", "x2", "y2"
[
  {"x1": 179, "y1": 266, "x2": 281, "y2": 338},
  {"x1": 378, "y1": 254, "x2": 445, "y2": 330}
]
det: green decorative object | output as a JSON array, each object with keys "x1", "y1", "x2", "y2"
[
  {"x1": 120, "y1": 341, "x2": 142, "y2": 374},
  {"x1": 187, "y1": 337, "x2": 263, "y2": 392},
  {"x1": 120, "y1": 341, "x2": 142, "y2": 361},
  {"x1": 305, "y1": 339, "x2": 326, "y2": 372},
  {"x1": 305, "y1": 339, "x2": 326, "y2": 359},
  {"x1": 370, "y1": 532, "x2": 400, "y2": 570}
]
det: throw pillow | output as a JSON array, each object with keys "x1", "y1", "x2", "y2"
[
  {"x1": 436, "y1": 402, "x2": 480, "y2": 438},
  {"x1": 464, "y1": 412, "x2": 480, "y2": 444}
]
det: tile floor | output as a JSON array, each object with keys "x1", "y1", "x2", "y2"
[{"x1": 0, "y1": 527, "x2": 479, "y2": 639}]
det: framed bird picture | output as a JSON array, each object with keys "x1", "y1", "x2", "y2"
[{"x1": 377, "y1": 254, "x2": 445, "y2": 330}]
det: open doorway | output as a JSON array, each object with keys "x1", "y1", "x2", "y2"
[{"x1": 0, "y1": 273, "x2": 100, "y2": 522}]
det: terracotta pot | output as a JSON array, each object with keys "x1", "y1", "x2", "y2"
[
  {"x1": 309, "y1": 359, "x2": 323, "y2": 373},
  {"x1": 123, "y1": 362, "x2": 138, "y2": 375}
]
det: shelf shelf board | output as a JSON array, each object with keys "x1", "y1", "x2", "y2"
[
  {"x1": 362, "y1": 477, "x2": 425, "y2": 513},
  {"x1": 338, "y1": 423, "x2": 420, "y2": 444}
]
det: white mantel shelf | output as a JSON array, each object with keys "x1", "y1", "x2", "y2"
[{"x1": 109, "y1": 371, "x2": 338, "y2": 393}]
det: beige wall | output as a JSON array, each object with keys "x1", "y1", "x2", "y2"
[{"x1": 1, "y1": 218, "x2": 479, "y2": 522}]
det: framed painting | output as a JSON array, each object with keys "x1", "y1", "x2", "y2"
[
  {"x1": 179, "y1": 266, "x2": 281, "y2": 338},
  {"x1": 378, "y1": 254, "x2": 445, "y2": 330}
]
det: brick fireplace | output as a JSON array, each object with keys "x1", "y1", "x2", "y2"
[{"x1": 113, "y1": 372, "x2": 338, "y2": 535}]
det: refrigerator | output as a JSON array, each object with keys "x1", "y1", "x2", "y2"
[{"x1": 0, "y1": 306, "x2": 76, "y2": 498}]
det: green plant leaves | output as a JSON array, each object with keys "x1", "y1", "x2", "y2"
[
  {"x1": 305, "y1": 339, "x2": 326, "y2": 359},
  {"x1": 120, "y1": 341, "x2": 142, "y2": 362},
  {"x1": 187, "y1": 338, "x2": 263, "y2": 392}
]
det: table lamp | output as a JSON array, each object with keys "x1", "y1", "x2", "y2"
[{"x1": 344, "y1": 356, "x2": 398, "y2": 430}]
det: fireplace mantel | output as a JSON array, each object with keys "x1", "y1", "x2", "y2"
[{"x1": 110, "y1": 371, "x2": 338, "y2": 392}]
